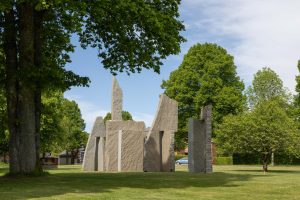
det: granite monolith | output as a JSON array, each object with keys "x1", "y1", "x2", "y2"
[
  {"x1": 144, "y1": 94, "x2": 178, "y2": 172},
  {"x1": 188, "y1": 105, "x2": 212, "y2": 173},
  {"x1": 111, "y1": 77, "x2": 122, "y2": 121},
  {"x1": 82, "y1": 116, "x2": 106, "y2": 171}
]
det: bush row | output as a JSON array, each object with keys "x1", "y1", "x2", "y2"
[{"x1": 233, "y1": 153, "x2": 300, "y2": 165}]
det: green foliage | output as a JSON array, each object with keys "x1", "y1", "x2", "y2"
[
  {"x1": 292, "y1": 60, "x2": 300, "y2": 127},
  {"x1": 80, "y1": 0, "x2": 185, "y2": 74},
  {"x1": 103, "y1": 111, "x2": 133, "y2": 123},
  {"x1": 162, "y1": 43, "x2": 245, "y2": 149},
  {"x1": 40, "y1": 91, "x2": 65, "y2": 154},
  {"x1": 216, "y1": 100, "x2": 300, "y2": 170},
  {"x1": 246, "y1": 67, "x2": 289, "y2": 109},
  {"x1": 232, "y1": 153, "x2": 261, "y2": 165},
  {"x1": 0, "y1": 88, "x2": 88, "y2": 155},
  {"x1": 215, "y1": 157, "x2": 233, "y2": 165},
  {"x1": 232, "y1": 153, "x2": 300, "y2": 165},
  {"x1": 60, "y1": 99, "x2": 88, "y2": 151}
]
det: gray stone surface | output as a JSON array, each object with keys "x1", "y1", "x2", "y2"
[
  {"x1": 111, "y1": 77, "x2": 122, "y2": 121},
  {"x1": 144, "y1": 94, "x2": 178, "y2": 172},
  {"x1": 83, "y1": 117, "x2": 106, "y2": 171},
  {"x1": 105, "y1": 120, "x2": 145, "y2": 172},
  {"x1": 118, "y1": 130, "x2": 144, "y2": 172},
  {"x1": 97, "y1": 137, "x2": 106, "y2": 171},
  {"x1": 188, "y1": 105, "x2": 212, "y2": 173}
]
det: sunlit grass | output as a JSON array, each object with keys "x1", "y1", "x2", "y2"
[{"x1": 1, "y1": 163, "x2": 300, "y2": 199}]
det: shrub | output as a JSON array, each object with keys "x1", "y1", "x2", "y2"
[{"x1": 215, "y1": 157, "x2": 233, "y2": 165}]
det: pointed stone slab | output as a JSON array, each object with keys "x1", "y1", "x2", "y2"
[
  {"x1": 144, "y1": 94, "x2": 178, "y2": 172},
  {"x1": 82, "y1": 116, "x2": 106, "y2": 171},
  {"x1": 111, "y1": 77, "x2": 123, "y2": 121}
]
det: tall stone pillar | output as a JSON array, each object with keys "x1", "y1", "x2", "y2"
[
  {"x1": 111, "y1": 77, "x2": 122, "y2": 121},
  {"x1": 188, "y1": 105, "x2": 212, "y2": 173}
]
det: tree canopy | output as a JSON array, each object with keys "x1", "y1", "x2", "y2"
[
  {"x1": 161, "y1": 43, "x2": 245, "y2": 149},
  {"x1": 103, "y1": 111, "x2": 133, "y2": 123},
  {"x1": 216, "y1": 100, "x2": 299, "y2": 172},
  {"x1": 246, "y1": 67, "x2": 289, "y2": 109},
  {"x1": 40, "y1": 91, "x2": 65, "y2": 155},
  {"x1": 217, "y1": 68, "x2": 300, "y2": 172},
  {"x1": 0, "y1": 0, "x2": 185, "y2": 174}
]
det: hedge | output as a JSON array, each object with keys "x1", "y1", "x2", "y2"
[
  {"x1": 215, "y1": 157, "x2": 233, "y2": 165},
  {"x1": 233, "y1": 153, "x2": 300, "y2": 165}
]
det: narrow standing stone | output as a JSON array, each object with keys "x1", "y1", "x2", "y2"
[
  {"x1": 111, "y1": 77, "x2": 123, "y2": 121},
  {"x1": 188, "y1": 105, "x2": 213, "y2": 173}
]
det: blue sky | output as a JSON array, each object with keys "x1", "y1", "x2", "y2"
[{"x1": 65, "y1": 0, "x2": 300, "y2": 132}]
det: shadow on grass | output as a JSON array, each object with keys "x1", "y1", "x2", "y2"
[{"x1": 0, "y1": 167, "x2": 263, "y2": 199}]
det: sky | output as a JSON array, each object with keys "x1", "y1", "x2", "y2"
[{"x1": 64, "y1": 0, "x2": 300, "y2": 132}]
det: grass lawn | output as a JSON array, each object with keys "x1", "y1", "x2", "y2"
[{"x1": 1, "y1": 163, "x2": 300, "y2": 200}]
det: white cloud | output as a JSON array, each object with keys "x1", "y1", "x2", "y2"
[
  {"x1": 64, "y1": 94, "x2": 109, "y2": 132},
  {"x1": 182, "y1": 0, "x2": 300, "y2": 92}
]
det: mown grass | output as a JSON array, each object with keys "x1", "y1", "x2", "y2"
[{"x1": 0, "y1": 163, "x2": 300, "y2": 199}]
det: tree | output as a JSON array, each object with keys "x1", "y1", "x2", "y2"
[
  {"x1": 216, "y1": 100, "x2": 300, "y2": 172},
  {"x1": 40, "y1": 91, "x2": 65, "y2": 156},
  {"x1": 103, "y1": 111, "x2": 133, "y2": 123},
  {"x1": 61, "y1": 99, "x2": 88, "y2": 164},
  {"x1": 0, "y1": 0, "x2": 185, "y2": 174},
  {"x1": 292, "y1": 60, "x2": 300, "y2": 125},
  {"x1": 246, "y1": 67, "x2": 289, "y2": 109},
  {"x1": 161, "y1": 43, "x2": 245, "y2": 149}
]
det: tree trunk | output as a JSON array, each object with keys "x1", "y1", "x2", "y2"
[
  {"x1": 66, "y1": 151, "x2": 69, "y2": 165},
  {"x1": 4, "y1": 3, "x2": 43, "y2": 174},
  {"x1": 71, "y1": 150, "x2": 75, "y2": 165},
  {"x1": 33, "y1": 9, "x2": 44, "y2": 173},
  {"x1": 17, "y1": 3, "x2": 37, "y2": 174},
  {"x1": 4, "y1": 9, "x2": 20, "y2": 174},
  {"x1": 3, "y1": 153, "x2": 6, "y2": 163},
  {"x1": 262, "y1": 153, "x2": 269, "y2": 173},
  {"x1": 263, "y1": 162, "x2": 268, "y2": 172}
]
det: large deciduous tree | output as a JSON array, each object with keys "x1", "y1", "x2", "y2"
[
  {"x1": 161, "y1": 43, "x2": 245, "y2": 149},
  {"x1": 216, "y1": 100, "x2": 299, "y2": 172},
  {"x1": 61, "y1": 99, "x2": 88, "y2": 165},
  {"x1": 0, "y1": 0, "x2": 184, "y2": 174},
  {"x1": 217, "y1": 68, "x2": 299, "y2": 172},
  {"x1": 40, "y1": 91, "x2": 65, "y2": 156}
]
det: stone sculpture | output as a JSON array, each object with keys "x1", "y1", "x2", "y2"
[
  {"x1": 82, "y1": 116, "x2": 106, "y2": 171},
  {"x1": 111, "y1": 77, "x2": 122, "y2": 121},
  {"x1": 188, "y1": 105, "x2": 213, "y2": 173},
  {"x1": 144, "y1": 94, "x2": 178, "y2": 172},
  {"x1": 105, "y1": 120, "x2": 145, "y2": 172},
  {"x1": 83, "y1": 77, "x2": 178, "y2": 173}
]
